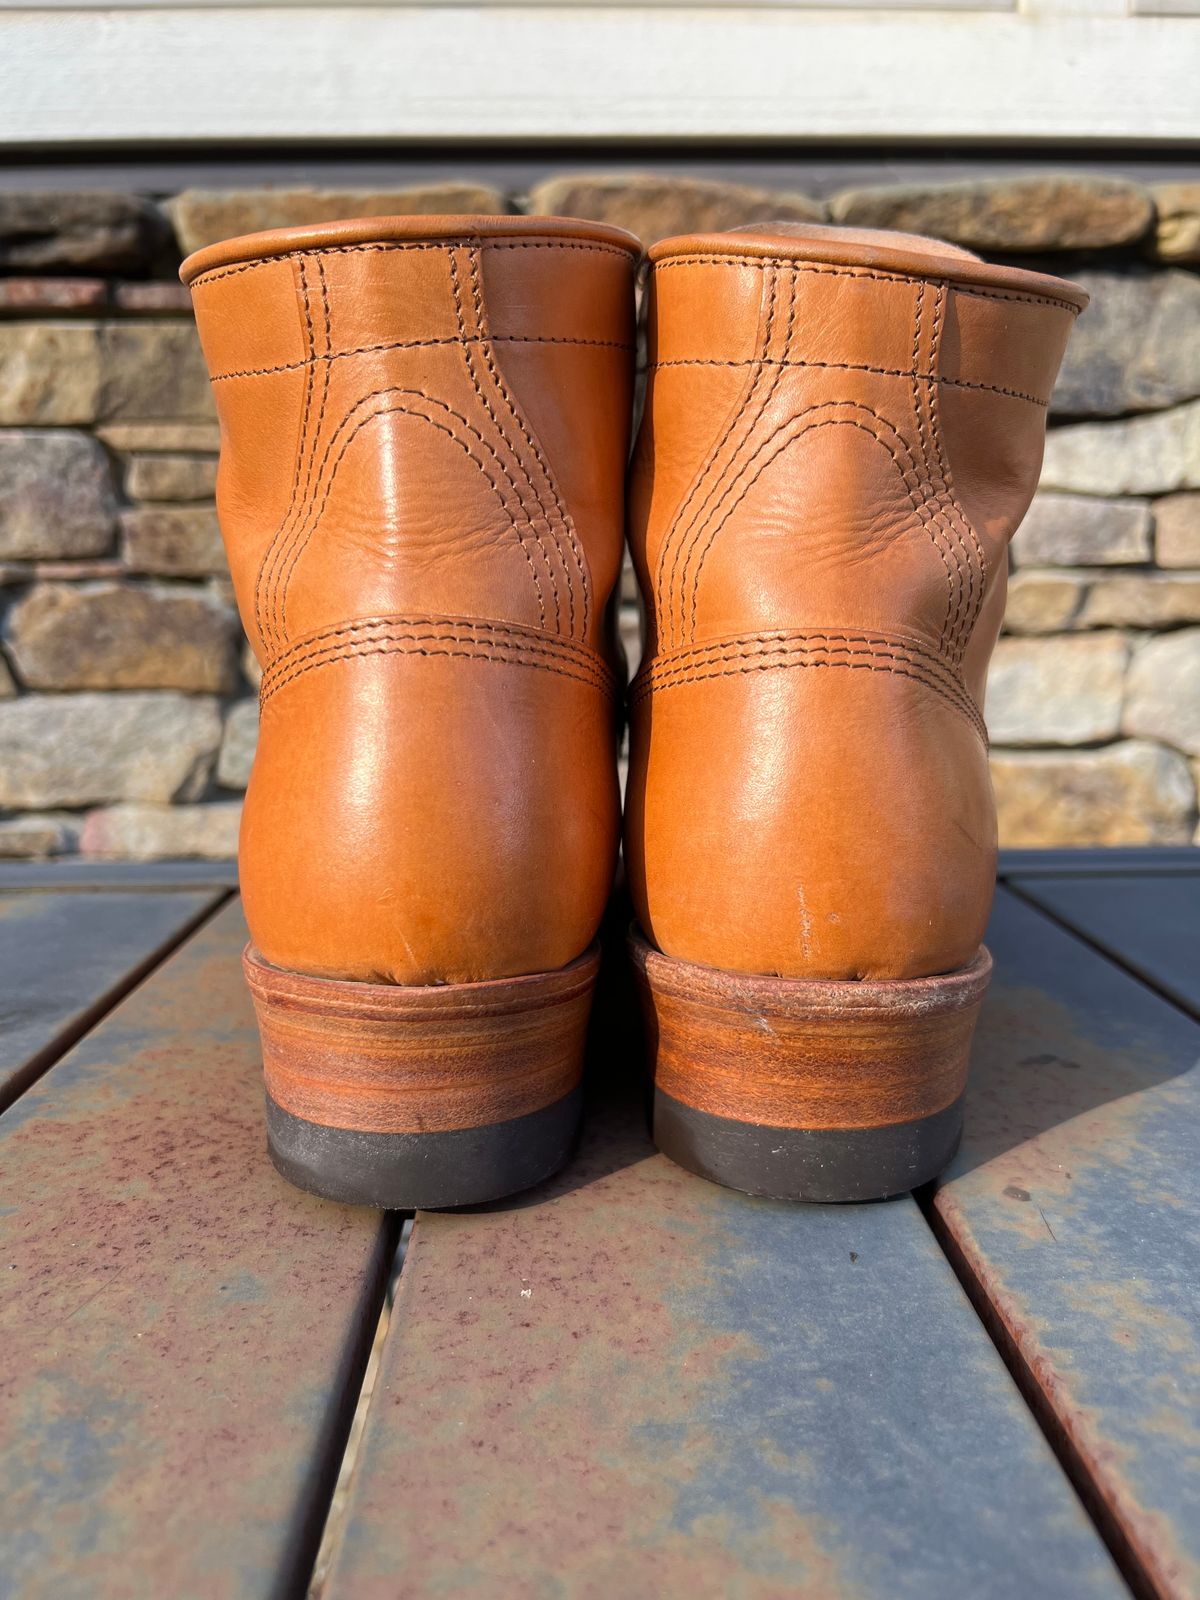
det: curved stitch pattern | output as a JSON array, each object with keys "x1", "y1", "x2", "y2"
[
  {"x1": 653, "y1": 263, "x2": 778, "y2": 642},
  {"x1": 908, "y1": 282, "x2": 962, "y2": 654},
  {"x1": 931, "y1": 285, "x2": 988, "y2": 659},
  {"x1": 659, "y1": 265, "x2": 790, "y2": 651},
  {"x1": 675, "y1": 265, "x2": 799, "y2": 646},
  {"x1": 681, "y1": 401, "x2": 962, "y2": 646},
  {"x1": 266, "y1": 384, "x2": 555, "y2": 645},
  {"x1": 915, "y1": 288, "x2": 972, "y2": 656},
  {"x1": 465, "y1": 247, "x2": 589, "y2": 639},
  {"x1": 273, "y1": 254, "x2": 335, "y2": 647},
  {"x1": 450, "y1": 250, "x2": 562, "y2": 634},
  {"x1": 254, "y1": 254, "x2": 316, "y2": 654}
]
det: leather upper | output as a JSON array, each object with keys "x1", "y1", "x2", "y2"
[
  {"x1": 625, "y1": 224, "x2": 1085, "y2": 982},
  {"x1": 183, "y1": 216, "x2": 639, "y2": 985}
]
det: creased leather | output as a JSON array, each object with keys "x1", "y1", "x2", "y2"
[
  {"x1": 626, "y1": 224, "x2": 1085, "y2": 982},
  {"x1": 182, "y1": 215, "x2": 639, "y2": 985}
]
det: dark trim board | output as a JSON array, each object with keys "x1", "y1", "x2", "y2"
[
  {"x1": 998, "y1": 848, "x2": 1200, "y2": 879},
  {"x1": 0, "y1": 860, "x2": 240, "y2": 892}
]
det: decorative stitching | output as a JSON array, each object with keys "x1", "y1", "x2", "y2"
[
  {"x1": 682, "y1": 264, "x2": 798, "y2": 644},
  {"x1": 275, "y1": 254, "x2": 334, "y2": 647},
  {"x1": 929, "y1": 282, "x2": 988, "y2": 661},
  {"x1": 646, "y1": 357, "x2": 1048, "y2": 408},
  {"x1": 254, "y1": 254, "x2": 315, "y2": 654},
  {"x1": 259, "y1": 615, "x2": 617, "y2": 705},
  {"x1": 189, "y1": 237, "x2": 635, "y2": 289},
  {"x1": 650, "y1": 254, "x2": 1081, "y2": 315},
  {"x1": 209, "y1": 333, "x2": 633, "y2": 383},
  {"x1": 661, "y1": 267, "x2": 780, "y2": 646},
  {"x1": 266, "y1": 610, "x2": 603, "y2": 678},
  {"x1": 654, "y1": 263, "x2": 777, "y2": 643},
  {"x1": 909, "y1": 281, "x2": 962, "y2": 656},
  {"x1": 677, "y1": 401, "x2": 964, "y2": 654},
  {"x1": 265, "y1": 381, "x2": 572, "y2": 644},
  {"x1": 630, "y1": 630, "x2": 986, "y2": 743},
  {"x1": 465, "y1": 246, "x2": 589, "y2": 639},
  {"x1": 450, "y1": 250, "x2": 556, "y2": 631}
]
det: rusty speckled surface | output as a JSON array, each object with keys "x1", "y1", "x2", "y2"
[
  {"x1": 0, "y1": 900, "x2": 397, "y2": 1600},
  {"x1": 323, "y1": 1069, "x2": 1124, "y2": 1599},
  {"x1": 0, "y1": 889, "x2": 222, "y2": 1111},
  {"x1": 935, "y1": 886, "x2": 1200, "y2": 1600}
]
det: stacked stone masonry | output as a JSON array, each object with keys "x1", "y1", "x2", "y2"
[{"x1": 0, "y1": 173, "x2": 1198, "y2": 856}]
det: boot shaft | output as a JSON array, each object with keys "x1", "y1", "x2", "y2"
[
  {"x1": 183, "y1": 217, "x2": 640, "y2": 989},
  {"x1": 626, "y1": 226, "x2": 1085, "y2": 983},
  {"x1": 185, "y1": 215, "x2": 638, "y2": 666},
  {"x1": 630, "y1": 224, "x2": 1084, "y2": 700}
]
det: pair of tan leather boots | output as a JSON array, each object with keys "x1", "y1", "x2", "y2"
[{"x1": 184, "y1": 214, "x2": 1083, "y2": 1210}]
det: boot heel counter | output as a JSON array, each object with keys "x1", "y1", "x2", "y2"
[
  {"x1": 242, "y1": 645, "x2": 620, "y2": 985},
  {"x1": 627, "y1": 657, "x2": 995, "y2": 982}
]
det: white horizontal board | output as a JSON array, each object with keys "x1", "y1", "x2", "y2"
[{"x1": 0, "y1": 7, "x2": 1194, "y2": 144}]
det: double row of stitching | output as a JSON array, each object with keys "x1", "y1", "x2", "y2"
[
  {"x1": 629, "y1": 630, "x2": 987, "y2": 743},
  {"x1": 666, "y1": 400, "x2": 968, "y2": 663},
  {"x1": 259, "y1": 615, "x2": 617, "y2": 705},
  {"x1": 924, "y1": 283, "x2": 988, "y2": 659},
  {"x1": 254, "y1": 255, "x2": 318, "y2": 654},
  {"x1": 910, "y1": 281, "x2": 965, "y2": 657},
  {"x1": 210, "y1": 332, "x2": 633, "y2": 384},
  {"x1": 658, "y1": 262, "x2": 797, "y2": 650},
  {"x1": 463, "y1": 246, "x2": 590, "y2": 639},
  {"x1": 651, "y1": 254, "x2": 1082, "y2": 315},
  {"x1": 645, "y1": 356, "x2": 1048, "y2": 409},
  {"x1": 266, "y1": 610, "x2": 604, "y2": 680},
  {"x1": 189, "y1": 237, "x2": 634, "y2": 289}
]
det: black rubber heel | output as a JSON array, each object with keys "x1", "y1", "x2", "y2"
[{"x1": 265, "y1": 1087, "x2": 583, "y2": 1210}]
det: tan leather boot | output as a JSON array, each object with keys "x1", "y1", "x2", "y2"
[
  {"x1": 182, "y1": 216, "x2": 639, "y2": 1207},
  {"x1": 625, "y1": 223, "x2": 1085, "y2": 1201}
]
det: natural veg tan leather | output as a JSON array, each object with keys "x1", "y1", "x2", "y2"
[
  {"x1": 626, "y1": 224, "x2": 1086, "y2": 982},
  {"x1": 182, "y1": 216, "x2": 639, "y2": 986}
]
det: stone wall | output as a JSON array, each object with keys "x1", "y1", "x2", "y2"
[{"x1": 0, "y1": 173, "x2": 1197, "y2": 858}]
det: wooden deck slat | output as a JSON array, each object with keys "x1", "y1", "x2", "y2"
[
  {"x1": 1008, "y1": 874, "x2": 1200, "y2": 1017},
  {"x1": 0, "y1": 900, "x2": 397, "y2": 1600},
  {"x1": 0, "y1": 889, "x2": 224, "y2": 1113},
  {"x1": 323, "y1": 1078, "x2": 1126, "y2": 1598},
  {"x1": 933, "y1": 887, "x2": 1200, "y2": 1600}
]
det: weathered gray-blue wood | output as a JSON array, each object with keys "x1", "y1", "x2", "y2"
[
  {"x1": 0, "y1": 889, "x2": 223, "y2": 1112},
  {"x1": 934, "y1": 886, "x2": 1200, "y2": 1600},
  {"x1": 0, "y1": 900, "x2": 397, "y2": 1600},
  {"x1": 1009, "y1": 872, "x2": 1200, "y2": 1017},
  {"x1": 323, "y1": 1078, "x2": 1125, "y2": 1600}
]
